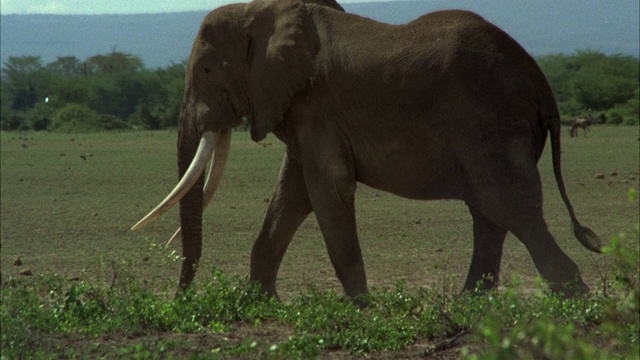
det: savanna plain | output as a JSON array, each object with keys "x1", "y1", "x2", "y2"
[{"x1": 1, "y1": 126, "x2": 639, "y2": 359}]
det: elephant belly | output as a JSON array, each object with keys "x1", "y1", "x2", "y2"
[{"x1": 354, "y1": 154, "x2": 468, "y2": 201}]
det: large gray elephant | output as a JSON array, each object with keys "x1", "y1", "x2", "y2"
[{"x1": 133, "y1": 0, "x2": 602, "y2": 301}]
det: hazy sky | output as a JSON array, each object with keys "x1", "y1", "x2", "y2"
[{"x1": 1, "y1": 0, "x2": 385, "y2": 14}]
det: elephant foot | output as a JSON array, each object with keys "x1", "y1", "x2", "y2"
[
  {"x1": 251, "y1": 279, "x2": 281, "y2": 302},
  {"x1": 332, "y1": 293, "x2": 371, "y2": 309},
  {"x1": 462, "y1": 273, "x2": 499, "y2": 294},
  {"x1": 350, "y1": 293, "x2": 372, "y2": 309},
  {"x1": 548, "y1": 279, "x2": 590, "y2": 299},
  {"x1": 178, "y1": 258, "x2": 199, "y2": 292}
]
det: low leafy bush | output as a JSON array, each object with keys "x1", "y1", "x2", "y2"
[
  {"x1": 2, "y1": 191, "x2": 638, "y2": 358},
  {"x1": 50, "y1": 103, "x2": 104, "y2": 133}
]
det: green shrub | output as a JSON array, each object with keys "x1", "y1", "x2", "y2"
[
  {"x1": 99, "y1": 114, "x2": 131, "y2": 130},
  {"x1": 537, "y1": 51, "x2": 639, "y2": 121},
  {"x1": 51, "y1": 103, "x2": 103, "y2": 133},
  {"x1": 25, "y1": 102, "x2": 56, "y2": 130},
  {"x1": 0, "y1": 112, "x2": 28, "y2": 131},
  {"x1": 2, "y1": 204, "x2": 639, "y2": 359},
  {"x1": 607, "y1": 111, "x2": 625, "y2": 125},
  {"x1": 466, "y1": 188, "x2": 639, "y2": 360}
]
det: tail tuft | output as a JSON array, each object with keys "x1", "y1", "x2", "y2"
[{"x1": 574, "y1": 225, "x2": 603, "y2": 253}]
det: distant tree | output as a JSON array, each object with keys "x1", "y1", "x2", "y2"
[
  {"x1": 133, "y1": 104, "x2": 161, "y2": 130},
  {"x1": 0, "y1": 78, "x2": 15, "y2": 129},
  {"x1": 86, "y1": 75, "x2": 122, "y2": 118},
  {"x1": 1, "y1": 56, "x2": 50, "y2": 111},
  {"x1": 85, "y1": 70, "x2": 162, "y2": 121},
  {"x1": 49, "y1": 75, "x2": 90, "y2": 105},
  {"x1": 46, "y1": 56, "x2": 84, "y2": 75},
  {"x1": 4, "y1": 49, "x2": 632, "y2": 132},
  {"x1": 536, "y1": 54, "x2": 574, "y2": 103},
  {"x1": 2, "y1": 55, "x2": 43, "y2": 76},
  {"x1": 571, "y1": 54, "x2": 638, "y2": 110},
  {"x1": 537, "y1": 50, "x2": 639, "y2": 125},
  {"x1": 86, "y1": 50, "x2": 144, "y2": 74},
  {"x1": 119, "y1": 71, "x2": 162, "y2": 116},
  {"x1": 152, "y1": 62, "x2": 186, "y2": 128}
]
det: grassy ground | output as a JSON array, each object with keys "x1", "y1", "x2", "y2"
[
  {"x1": 2, "y1": 126, "x2": 638, "y2": 293},
  {"x1": 1, "y1": 126, "x2": 639, "y2": 358}
]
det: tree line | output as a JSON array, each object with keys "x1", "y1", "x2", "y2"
[
  {"x1": 1, "y1": 49, "x2": 638, "y2": 132},
  {"x1": 537, "y1": 50, "x2": 638, "y2": 125},
  {"x1": 1, "y1": 51, "x2": 184, "y2": 132}
]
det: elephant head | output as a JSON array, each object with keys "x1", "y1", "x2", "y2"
[{"x1": 132, "y1": 0, "x2": 344, "y2": 290}]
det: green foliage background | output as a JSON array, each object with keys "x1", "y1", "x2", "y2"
[
  {"x1": 536, "y1": 50, "x2": 640, "y2": 125},
  {"x1": 1, "y1": 53, "x2": 185, "y2": 132},
  {"x1": 1, "y1": 50, "x2": 638, "y2": 132}
]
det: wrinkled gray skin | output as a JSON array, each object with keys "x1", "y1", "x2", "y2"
[{"x1": 172, "y1": 0, "x2": 601, "y2": 301}]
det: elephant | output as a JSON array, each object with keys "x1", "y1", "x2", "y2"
[{"x1": 132, "y1": 0, "x2": 602, "y2": 302}]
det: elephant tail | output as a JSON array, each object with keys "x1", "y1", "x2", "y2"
[{"x1": 546, "y1": 103, "x2": 603, "y2": 254}]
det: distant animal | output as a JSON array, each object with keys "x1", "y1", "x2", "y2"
[{"x1": 570, "y1": 118, "x2": 592, "y2": 137}]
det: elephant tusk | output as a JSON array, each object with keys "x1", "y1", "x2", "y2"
[
  {"x1": 131, "y1": 131, "x2": 217, "y2": 231},
  {"x1": 202, "y1": 130, "x2": 231, "y2": 211},
  {"x1": 166, "y1": 227, "x2": 181, "y2": 247},
  {"x1": 165, "y1": 129, "x2": 232, "y2": 247}
]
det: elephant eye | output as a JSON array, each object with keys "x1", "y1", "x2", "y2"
[{"x1": 203, "y1": 67, "x2": 211, "y2": 75}]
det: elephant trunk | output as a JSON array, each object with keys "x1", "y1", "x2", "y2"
[
  {"x1": 176, "y1": 129, "x2": 232, "y2": 290},
  {"x1": 177, "y1": 133, "x2": 205, "y2": 290},
  {"x1": 131, "y1": 129, "x2": 232, "y2": 290},
  {"x1": 166, "y1": 130, "x2": 231, "y2": 246}
]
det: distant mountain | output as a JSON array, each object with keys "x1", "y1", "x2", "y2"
[{"x1": 1, "y1": 0, "x2": 638, "y2": 69}]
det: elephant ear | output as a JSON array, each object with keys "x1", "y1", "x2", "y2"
[
  {"x1": 244, "y1": 0, "x2": 321, "y2": 142},
  {"x1": 303, "y1": 0, "x2": 345, "y2": 12}
]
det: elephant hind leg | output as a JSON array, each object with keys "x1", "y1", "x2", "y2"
[
  {"x1": 476, "y1": 203, "x2": 587, "y2": 296},
  {"x1": 468, "y1": 150, "x2": 588, "y2": 297},
  {"x1": 463, "y1": 206, "x2": 508, "y2": 292},
  {"x1": 510, "y1": 219, "x2": 588, "y2": 297}
]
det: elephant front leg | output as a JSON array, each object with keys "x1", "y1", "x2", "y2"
[
  {"x1": 304, "y1": 162, "x2": 369, "y2": 302},
  {"x1": 250, "y1": 154, "x2": 312, "y2": 299},
  {"x1": 463, "y1": 207, "x2": 508, "y2": 292},
  {"x1": 316, "y1": 208, "x2": 369, "y2": 303}
]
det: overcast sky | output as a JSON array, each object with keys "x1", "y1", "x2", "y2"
[{"x1": 1, "y1": 0, "x2": 386, "y2": 14}]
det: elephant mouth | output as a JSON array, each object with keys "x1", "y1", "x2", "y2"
[{"x1": 131, "y1": 129, "x2": 231, "y2": 245}]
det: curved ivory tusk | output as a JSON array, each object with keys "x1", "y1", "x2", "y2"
[
  {"x1": 203, "y1": 129, "x2": 231, "y2": 210},
  {"x1": 166, "y1": 227, "x2": 181, "y2": 247},
  {"x1": 131, "y1": 131, "x2": 217, "y2": 231},
  {"x1": 165, "y1": 129, "x2": 231, "y2": 247}
]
